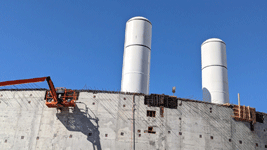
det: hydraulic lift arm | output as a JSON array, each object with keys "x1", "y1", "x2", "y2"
[
  {"x1": 0, "y1": 77, "x2": 47, "y2": 87},
  {"x1": 0, "y1": 76, "x2": 77, "y2": 108},
  {"x1": 45, "y1": 76, "x2": 58, "y2": 104}
]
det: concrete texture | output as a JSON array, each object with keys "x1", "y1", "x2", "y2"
[{"x1": 0, "y1": 90, "x2": 266, "y2": 150}]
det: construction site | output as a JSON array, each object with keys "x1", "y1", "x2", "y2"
[{"x1": 0, "y1": 16, "x2": 266, "y2": 150}]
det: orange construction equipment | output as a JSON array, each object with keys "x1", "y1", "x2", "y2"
[{"x1": 0, "y1": 76, "x2": 78, "y2": 108}]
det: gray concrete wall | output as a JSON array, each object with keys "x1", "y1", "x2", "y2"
[{"x1": 0, "y1": 90, "x2": 266, "y2": 150}]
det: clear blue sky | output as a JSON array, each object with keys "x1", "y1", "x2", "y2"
[{"x1": 0, "y1": 1, "x2": 266, "y2": 112}]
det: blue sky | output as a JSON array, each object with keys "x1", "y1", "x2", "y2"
[{"x1": 0, "y1": 1, "x2": 266, "y2": 112}]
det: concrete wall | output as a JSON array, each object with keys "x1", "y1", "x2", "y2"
[{"x1": 0, "y1": 90, "x2": 266, "y2": 150}]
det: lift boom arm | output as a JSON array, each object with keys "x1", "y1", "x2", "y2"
[
  {"x1": 0, "y1": 76, "x2": 58, "y2": 102},
  {"x1": 45, "y1": 77, "x2": 58, "y2": 103},
  {"x1": 0, "y1": 76, "x2": 77, "y2": 108},
  {"x1": 0, "y1": 77, "x2": 47, "y2": 87}
]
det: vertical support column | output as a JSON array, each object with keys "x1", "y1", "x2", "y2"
[
  {"x1": 240, "y1": 93, "x2": 241, "y2": 118},
  {"x1": 132, "y1": 94, "x2": 136, "y2": 150}
]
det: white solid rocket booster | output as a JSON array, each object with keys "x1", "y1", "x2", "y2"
[
  {"x1": 201, "y1": 38, "x2": 229, "y2": 104},
  {"x1": 121, "y1": 16, "x2": 152, "y2": 94}
]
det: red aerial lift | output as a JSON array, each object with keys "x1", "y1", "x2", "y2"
[{"x1": 0, "y1": 76, "x2": 78, "y2": 108}]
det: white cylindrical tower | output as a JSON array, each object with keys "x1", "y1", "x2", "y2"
[
  {"x1": 121, "y1": 16, "x2": 152, "y2": 94},
  {"x1": 201, "y1": 38, "x2": 229, "y2": 104}
]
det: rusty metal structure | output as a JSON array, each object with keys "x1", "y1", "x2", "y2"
[{"x1": 144, "y1": 94, "x2": 178, "y2": 109}]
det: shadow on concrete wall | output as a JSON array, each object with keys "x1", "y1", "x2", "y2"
[
  {"x1": 202, "y1": 87, "x2": 211, "y2": 102},
  {"x1": 56, "y1": 103, "x2": 102, "y2": 150}
]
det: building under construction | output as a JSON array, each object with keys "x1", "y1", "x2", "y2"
[{"x1": 0, "y1": 17, "x2": 266, "y2": 150}]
